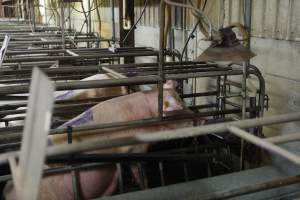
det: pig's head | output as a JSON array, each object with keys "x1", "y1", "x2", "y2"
[
  {"x1": 162, "y1": 89, "x2": 184, "y2": 115},
  {"x1": 163, "y1": 80, "x2": 178, "y2": 89}
]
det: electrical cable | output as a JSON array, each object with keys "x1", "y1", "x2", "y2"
[
  {"x1": 163, "y1": 0, "x2": 213, "y2": 39},
  {"x1": 180, "y1": 0, "x2": 208, "y2": 61},
  {"x1": 70, "y1": 0, "x2": 102, "y2": 14}
]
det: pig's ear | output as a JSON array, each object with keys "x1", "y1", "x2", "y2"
[
  {"x1": 163, "y1": 95, "x2": 183, "y2": 112},
  {"x1": 163, "y1": 80, "x2": 178, "y2": 89}
]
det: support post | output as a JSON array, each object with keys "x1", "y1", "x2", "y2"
[
  {"x1": 158, "y1": 0, "x2": 165, "y2": 120},
  {"x1": 239, "y1": 0, "x2": 253, "y2": 170},
  {"x1": 44, "y1": 0, "x2": 47, "y2": 25},
  {"x1": 87, "y1": 0, "x2": 92, "y2": 47},
  {"x1": 111, "y1": 0, "x2": 116, "y2": 42},
  {"x1": 119, "y1": 0, "x2": 135, "y2": 63},
  {"x1": 0, "y1": 0, "x2": 3, "y2": 18},
  {"x1": 60, "y1": 0, "x2": 65, "y2": 49},
  {"x1": 31, "y1": 0, "x2": 36, "y2": 32}
]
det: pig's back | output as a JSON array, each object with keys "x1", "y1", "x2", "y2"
[{"x1": 49, "y1": 91, "x2": 154, "y2": 145}]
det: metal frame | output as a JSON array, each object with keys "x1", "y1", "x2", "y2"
[{"x1": 1, "y1": 1, "x2": 299, "y2": 199}]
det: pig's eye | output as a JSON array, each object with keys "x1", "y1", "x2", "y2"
[{"x1": 164, "y1": 101, "x2": 170, "y2": 108}]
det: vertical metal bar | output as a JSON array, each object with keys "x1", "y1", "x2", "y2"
[
  {"x1": 60, "y1": 0, "x2": 65, "y2": 49},
  {"x1": 260, "y1": 0, "x2": 266, "y2": 38},
  {"x1": 67, "y1": 126, "x2": 82, "y2": 200},
  {"x1": 26, "y1": 0, "x2": 29, "y2": 21},
  {"x1": 0, "y1": 0, "x2": 3, "y2": 18},
  {"x1": 68, "y1": 1, "x2": 71, "y2": 30},
  {"x1": 158, "y1": 162, "x2": 165, "y2": 186},
  {"x1": 86, "y1": 0, "x2": 91, "y2": 48},
  {"x1": 141, "y1": 163, "x2": 149, "y2": 189},
  {"x1": 241, "y1": 63, "x2": 247, "y2": 120},
  {"x1": 216, "y1": 76, "x2": 221, "y2": 118},
  {"x1": 272, "y1": 0, "x2": 279, "y2": 38},
  {"x1": 244, "y1": 0, "x2": 252, "y2": 49},
  {"x1": 32, "y1": 0, "x2": 36, "y2": 31},
  {"x1": 240, "y1": 0, "x2": 252, "y2": 170},
  {"x1": 43, "y1": 0, "x2": 46, "y2": 24},
  {"x1": 116, "y1": 163, "x2": 123, "y2": 194},
  {"x1": 286, "y1": 0, "x2": 294, "y2": 40},
  {"x1": 240, "y1": 62, "x2": 247, "y2": 170},
  {"x1": 221, "y1": 75, "x2": 227, "y2": 118},
  {"x1": 137, "y1": 163, "x2": 146, "y2": 189},
  {"x1": 111, "y1": 0, "x2": 116, "y2": 42},
  {"x1": 16, "y1": 0, "x2": 20, "y2": 22},
  {"x1": 88, "y1": 0, "x2": 92, "y2": 34},
  {"x1": 44, "y1": 0, "x2": 47, "y2": 24},
  {"x1": 158, "y1": 0, "x2": 165, "y2": 120},
  {"x1": 183, "y1": 162, "x2": 189, "y2": 182},
  {"x1": 228, "y1": 0, "x2": 232, "y2": 24}
]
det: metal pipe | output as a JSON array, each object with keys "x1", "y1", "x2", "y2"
[
  {"x1": 3, "y1": 52, "x2": 159, "y2": 63},
  {"x1": 111, "y1": 0, "x2": 115, "y2": 42},
  {"x1": 46, "y1": 152, "x2": 213, "y2": 164},
  {"x1": 249, "y1": 65, "x2": 265, "y2": 117},
  {"x1": 244, "y1": 0, "x2": 252, "y2": 49},
  {"x1": 1, "y1": 112, "x2": 299, "y2": 163},
  {"x1": 60, "y1": 0, "x2": 65, "y2": 49},
  {"x1": 240, "y1": 62, "x2": 247, "y2": 170},
  {"x1": 0, "y1": 109, "x2": 243, "y2": 144},
  {"x1": 0, "y1": 163, "x2": 110, "y2": 183},
  {"x1": 265, "y1": 133, "x2": 300, "y2": 144},
  {"x1": 166, "y1": 70, "x2": 243, "y2": 80},
  {"x1": 158, "y1": 0, "x2": 165, "y2": 120},
  {"x1": 228, "y1": 126, "x2": 300, "y2": 166},
  {"x1": 0, "y1": 75, "x2": 161, "y2": 95}
]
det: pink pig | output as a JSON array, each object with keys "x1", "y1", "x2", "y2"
[{"x1": 4, "y1": 86, "x2": 203, "y2": 200}]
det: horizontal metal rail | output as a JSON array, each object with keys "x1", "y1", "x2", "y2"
[
  {"x1": 228, "y1": 126, "x2": 300, "y2": 166},
  {"x1": 0, "y1": 112, "x2": 299, "y2": 164},
  {"x1": 0, "y1": 75, "x2": 161, "y2": 95},
  {"x1": 0, "y1": 109, "x2": 243, "y2": 144}
]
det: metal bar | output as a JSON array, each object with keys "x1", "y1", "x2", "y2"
[
  {"x1": 0, "y1": 112, "x2": 298, "y2": 164},
  {"x1": 0, "y1": 35, "x2": 10, "y2": 67},
  {"x1": 265, "y1": 133, "x2": 300, "y2": 144},
  {"x1": 60, "y1": 0, "x2": 65, "y2": 49},
  {"x1": 158, "y1": 0, "x2": 165, "y2": 120},
  {"x1": 240, "y1": 62, "x2": 247, "y2": 170},
  {"x1": 0, "y1": 75, "x2": 161, "y2": 95},
  {"x1": 0, "y1": 109, "x2": 243, "y2": 144},
  {"x1": 244, "y1": 0, "x2": 252, "y2": 49},
  {"x1": 166, "y1": 70, "x2": 243, "y2": 80},
  {"x1": 0, "y1": 162, "x2": 110, "y2": 183},
  {"x1": 46, "y1": 153, "x2": 214, "y2": 164},
  {"x1": 102, "y1": 66, "x2": 127, "y2": 79},
  {"x1": 228, "y1": 126, "x2": 300, "y2": 166},
  {"x1": 111, "y1": 0, "x2": 115, "y2": 42},
  {"x1": 3, "y1": 52, "x2": 158, "y2": 63}
]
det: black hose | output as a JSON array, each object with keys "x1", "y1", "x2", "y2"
[{"x1": 180, "y1": 0, "x2": 208, "y2": 61}]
